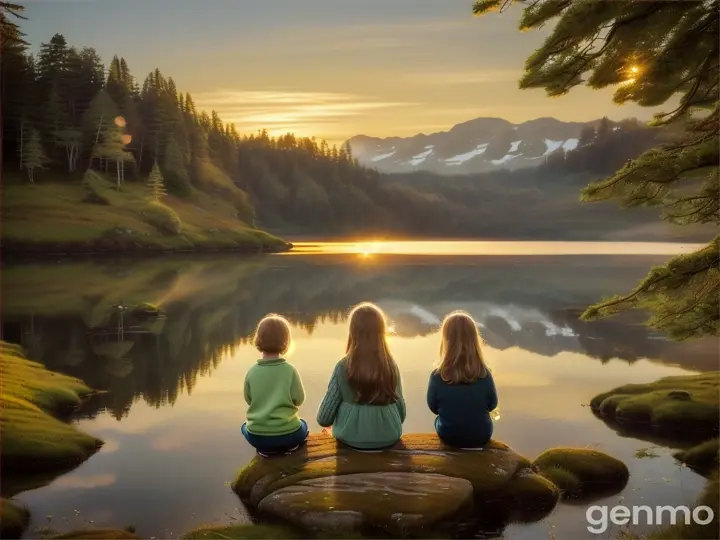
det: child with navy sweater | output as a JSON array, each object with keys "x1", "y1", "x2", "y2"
[{"x1": 427, "y1": 311, "x2": 498, "y2": 448}]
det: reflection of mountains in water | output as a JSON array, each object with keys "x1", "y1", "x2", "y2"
[
  {"x1": 375, "y1": 299, "x2": 710, "y2": 365},
  {"x1": 1, "y1": 256, "x2": 716, "y2": 420}
]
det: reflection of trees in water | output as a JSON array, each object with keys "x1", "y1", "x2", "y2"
[{"x1": 2, "y1": 256, "x2": 715, "y2": 420}]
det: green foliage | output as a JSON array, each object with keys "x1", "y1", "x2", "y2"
[
  {"x1": 21, "y1": 127, "x2": 49, "y2": 183},
  {"x1": 81, "y1": 168, "x2": 111, "y2": 204},
  {"x1": 163, "y1": 136, "x2": 191, "y2": 196},
  {"x1": 143, "y1": 201, "x2": 182, "y2": 235},
  {"x1": 147, "y1": 161, "x2": 167, "y2": 200},
  {"x1": 582, "y1": 238, "x2": 719, "y2": 340},
  {"x1": 474, "y1": 0, "x2": 720, "y2": 340}
]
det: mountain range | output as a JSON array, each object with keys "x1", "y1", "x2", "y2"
[{"x1": 347, "y1": 117, "x2": 612, "y2": 175}]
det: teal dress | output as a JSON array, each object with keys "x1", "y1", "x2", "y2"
[{"x1": 316, "y1": 359, "x2": 406, "y2": 449}]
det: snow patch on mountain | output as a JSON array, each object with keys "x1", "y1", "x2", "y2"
[
  {"x1": 371, "y1": 148, "x2": 397, "y2": 162},
  {"x1": 491, "y1": 153, "x2": 522, "y2": 165},
  {"x1": 408, "y1": 146, "x2": 434, "y2": 166},
  {"x1": 562, "y1": 138, "x2": 579, "y2": 151},
  {"x1": 509, "y1": 140, "x2": 522, "y2": 152},
  {"x1": 444, "y1": 143, "x2": 489, "y2": 166},
  {"x1": 543, "y1": 139, "x2": 565, "y2": 155}
]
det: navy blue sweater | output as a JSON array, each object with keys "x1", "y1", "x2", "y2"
[{"x1": 427, "y1": 370, "x2": 498, "y2": 447}]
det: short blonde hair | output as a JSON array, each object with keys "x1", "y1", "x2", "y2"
[
  {"x1": 254, "y1": 314, "x2": 291, "y2": 355},
  {"x1": 437, "y1": 310, "x2": 488, "y2": 384}
]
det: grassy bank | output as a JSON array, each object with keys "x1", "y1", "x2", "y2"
[
  {"x1": 1, "y1": 174, "x2": 289, "y2": 255},
  {"x1": 0, "y1": 342, "x2": 103, "y2": 472},
  {"x1": 0, "y1": 342, "x2": 103, "y2": 537},
  {"x1": 591, "y1": 374, "x2": 720, "y2": 539},
  {"x1": 590, "y1": 372, "x2": 720, "y2": 439}
]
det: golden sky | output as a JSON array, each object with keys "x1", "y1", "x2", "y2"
[{"x1": 25, "y1": 0, "x2": 660, "y2": 146}]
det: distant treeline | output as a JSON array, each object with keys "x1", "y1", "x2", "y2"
[{"x1": 0, "y1": 7, "x2": 679, "y2": 238}]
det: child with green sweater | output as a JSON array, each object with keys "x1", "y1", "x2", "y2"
[
  {"x1": 242, "y1": 314, "x2": 308, "y2": 457},
  {"x1": 316, "y1": 302, "x2": 405, "y2": 450}
]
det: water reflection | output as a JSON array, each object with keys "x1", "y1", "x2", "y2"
[{"x1": 0, "y1": 250, "x2": 716, "y2": 539}]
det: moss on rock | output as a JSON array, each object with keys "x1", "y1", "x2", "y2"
[
  {"x1": 590, "y1": 372, "x2": 719, "y2": 439},
  {"x1": 232, "y1": 433, "x2": 557, "y2": 536},
  {"x1": 181, "y1": 524, "x2": 305, "y2": 539},
  {"x1": 533, "y1": 447, "x2": 629, "y2": 500},
  {"x1": 499, "y1": 468, "x2": 560, "y2": 523},
  {"x1": 131, "y1": 302, "x2": 163, "y2": 319},
  {"x1": 673, "y1": 438, "x2": 720, "y2": 476},
  {"x1": 0, "y1": 342, "x2": 103, "y2": 472},
  {"x1": 0, "y1": 498, "x2": 30, "y2": 539}
]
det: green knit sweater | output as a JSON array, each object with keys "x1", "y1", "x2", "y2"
[
  {"x1": 243, "y1": 357, "x2": 305, "y2": 435},
  {"x1": 316, "y1": 359, "x2": 406, "y2": 449}
]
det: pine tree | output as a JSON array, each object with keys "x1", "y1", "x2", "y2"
[
  {"x1": 92, "y1": 118, "x2": 134, "y2": 189},
  {"x1": 1, "y1": 2, "x2": 31, "y2": 164},
  {"x1": 147, "y1": 161, "x2": 167, "y2": 200},
  {"x1": 82, "y1": 89, "x2": 120, "y2": 152},
  {"x1": 473, "y1": 0, "x2": 719, "y2": 340},
  {"x1": 578, "y1": 126, "x2": 596, "y2": 147},
  {"x1": 22, "y1": 128, "x2": 48, "y2": 184},
  {"x1": 163, "y1": 136, "x2": 191, "y2": 196}
]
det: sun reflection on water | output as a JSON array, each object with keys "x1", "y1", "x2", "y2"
[{"x1": 284, "y1": 240, "x2": 703, "y2": 257}]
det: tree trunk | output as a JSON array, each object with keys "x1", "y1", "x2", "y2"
[
  {"x1": 138, "y1": 135, "x2": 145, "y2": 172},
  {"x1": 116, "y1": 159, "x2": 121, "y2": 189},
  {"x1": 28, "y1": 167, "x2": 34, "y2": 184},
  {"x1": 18, "y1": 118, "x2": 24, "y2": 169}
]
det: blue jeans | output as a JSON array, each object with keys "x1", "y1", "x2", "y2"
[
  {"x1": 241, "y1": 420, "x2": 309, "y2": 453},
  {"x1": 434, "y1": 416, "x2": 491, "y2": 448}
]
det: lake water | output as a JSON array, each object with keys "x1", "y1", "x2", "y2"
[{"x1": 2, "y1": 241, "x2": 716, "y2": 540}]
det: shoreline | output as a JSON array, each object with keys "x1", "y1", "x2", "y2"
[{"x1": 0, "y1": 241, "x2": 294, "y2": 260}]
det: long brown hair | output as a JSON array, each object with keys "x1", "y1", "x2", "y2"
[
  {"x1": 437, "y1": 310, "x2": 489, "y2": 384},
  {"x1": 345, "y1": 302, "x2": 398, "y2": 405}
]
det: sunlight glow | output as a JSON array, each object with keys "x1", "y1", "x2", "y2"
[
  {"x1": 285, "y1": 241, "x2": 704, "y2": 257},
  {"x1": 357, "y1": 242, "x2": 381, "y2": 257}
]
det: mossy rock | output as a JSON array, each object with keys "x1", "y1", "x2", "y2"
[
  {"x1": 232, "y1": 433, "x2": 559, "y2": 536},
  {"x1": 673, "y1": 438, "x2": 720, "y2": 476},
  {"x1": 0, "y1": 498, "x2": 30, "y2": 539},
  {"x1": 533, "y1": 447, "x2": 629, "y2": 500},
  {"x1": 590, "y1": 372, "x2": 719, "y2": 440},
  {"x1": 131, "y1": 302, "x2": 164, "y2": 319},
  {"x1": 51, "y1": 529, "x2": 142, "y2": 539},
  {"x1": 181, "y1": 524, "x2": 303, "y2": 539},
  {"x1": 258, "y1": 472, "x2": 474, "y2": 534},
  {"x1": 0, "y1": 341, "x2": 103, "y2": 472}
]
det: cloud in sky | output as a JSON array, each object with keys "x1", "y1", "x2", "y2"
[
  {"x1": 193, "y1": 90, "x2": 418, "y2": 141},
  {"x1": 403, "y1": 70, "x2": 522, "y2": 85}
]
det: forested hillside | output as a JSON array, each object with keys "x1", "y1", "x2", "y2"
[{"x1": 1, "y1": 3, "x2": 709, "y2": 246}]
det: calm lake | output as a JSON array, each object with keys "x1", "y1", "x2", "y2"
[{"x1": 2, "y1": 241, "x2": 716, "y2": 540}]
